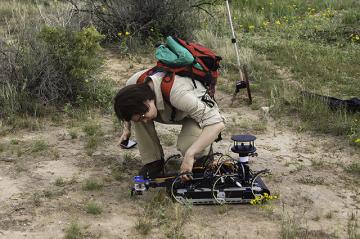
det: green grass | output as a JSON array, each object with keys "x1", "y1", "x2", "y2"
[
  {"x1": 296, "y1": 175, "x2": 325, "y2": 185},
  {"x1": 0, "y1": 0, "x2": 38, "y2": 24},
  {"x1": 310, "y1": 159, "x2": 326, "y2": 169},
  {"x1": 345, "y1": 162, "x2": 360, "y2": 176},
  {"x1": 85, "y1": 136, "x2": 100, "y2": 156},
  {"x1": 134, "y1": 218, "x2": 152, "y2": 236},
  {"x1": 196, "y1": 0, "x2": 360, "y2": 143},
  {"x1": 240, "y1": 1, "x2": 359, "y2": 140},
  {"x1": 251, "y1": 40, "x2": 360, "y2": 98},
  {"x1": 111, "y1": 161, "x2": 126, "y2": 181},
  {"x1": 347, "y1": 213, "x2": 360, "y2": 239},
  {"x1": 226, "y1": 118, "x2": 267, "y2": 135},
  {"x1": 85, "y1": 202, "x2": 102, "y2": 215},
  {"x1": 31, "y1": 139, "x2": 49, "y2": 153},
  {"x1": 82, "y1": 120, "x2": 103, "y2": 156},
  {"x1": 134, "y1": 192, "x2": 192, "y2": 238},
  {"x1": 10, "y1": 139, "x2": 21, "y2": 145},
  {"x1": 123, "y1": 152, "x2": 139, "y2": 164},
  {"x1": 32, "y1": 192, "x2": 41, "y2": 207},
  {"x1": 325, "y1": 211, "x2": 333, "y2": 219},
  {"x1": 112, "y1": 115, "x2": 123, "y2": 131},
  {"x1": 68, "y1": 129, "x2": 78, "y2": 139},
  {"x1": 82, "y1": 121, "x2": 102, "y2": 137},
  {"x1": 3, "y1": 115, "x2": 43, "y2": 131},
  {"x1": 43, "y1": 188, "x2": 66, "y2": 198},
  {"x1": 281, "y1": 213, "x2": 309, "y2": 239},
  {"x1": 64, "y1": 221, "x2": 83, "y2": 239},
  {"x1": 82, "y1": 179, "x2": 103, "y2": 191},
  {"x1": 55, "y1": 177, "x2": 66, "y2": 187}
]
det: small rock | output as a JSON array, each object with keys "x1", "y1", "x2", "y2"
[{"x1": 260, "y1": 107, "x2": 270, "y2": 119}]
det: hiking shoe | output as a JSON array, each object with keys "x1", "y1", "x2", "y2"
[{"x1": 138, "y1": 159, "x2": 165, "y2": 179}]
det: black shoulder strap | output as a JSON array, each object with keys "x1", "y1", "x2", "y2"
[{"x1": 170, "y1": 106, "x2": 176, "y2": 122}]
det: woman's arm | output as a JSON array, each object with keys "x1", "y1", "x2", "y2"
[
  {"x1": 119, "y1": 121, "x2": 132, "y2": 144},
  {"x1": 180, "y1": 121, "x2": 225, "y2": 181}
]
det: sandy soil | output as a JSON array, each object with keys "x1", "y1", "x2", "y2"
[{"x1": 0, "y1": 49, "x2": 359, "y2": 239}]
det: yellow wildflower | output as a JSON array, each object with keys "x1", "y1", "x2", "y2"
[
  {"x1": 275, "y1": 20, "x2": 281, "y2": 25},
  {"x1": 125, "y1": 31, "x2": 130, "y2": 36},
  {"x1": 262, "y1": 21, "x2": 270, "y2": 27},
  {"x1": 248, "y1": 25, "x2": 255, "y2": 30},
  {"x1": 117, "y1": 32, "x2": 122, "y2": 37}
]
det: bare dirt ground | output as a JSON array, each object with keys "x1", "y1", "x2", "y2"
[{"x1": 0, "y1": 49, "x2": 359, "y2": 239}]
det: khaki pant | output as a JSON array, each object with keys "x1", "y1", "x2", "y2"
[{"x1": 134, "y1": 118, "x2": 211, "y2": 164}]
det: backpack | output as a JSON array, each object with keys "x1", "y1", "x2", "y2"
[{"x1": 137, "y1": 36, "x2": 222, "y2": 102}]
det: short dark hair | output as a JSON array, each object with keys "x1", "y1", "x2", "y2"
[{"x1": 114, "y1": 83, "x2": 156, "y2": 121}]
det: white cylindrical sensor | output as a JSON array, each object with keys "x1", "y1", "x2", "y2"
[{"x1": 239, "y1": 156, "x2": 249, "y2": 163}]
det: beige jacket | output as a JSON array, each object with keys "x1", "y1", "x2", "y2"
[{"x1": 126, "y1": 69, "x2": 224, "y2": 128}]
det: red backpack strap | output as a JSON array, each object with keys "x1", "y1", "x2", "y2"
[
  {"x1": 137, "y1": 64, "x2": 178, "y2": 102},
  {"x1": 160, "y1": 71, "x2": 178, "y2": 122},
  {"x1": 136, "y1": 67, "x2": 158, "y2": 84},
  {"x1": 160, "y1": 71, "x2": 175, "y2": 102}
]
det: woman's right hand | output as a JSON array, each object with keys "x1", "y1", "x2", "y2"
[{"x1": 119, "y1": 129, "x2": 131, "y2": 145}]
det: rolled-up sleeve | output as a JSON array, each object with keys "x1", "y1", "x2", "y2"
[{"x1": 170, "y1": 91, "x2": 224, "y2": 128}]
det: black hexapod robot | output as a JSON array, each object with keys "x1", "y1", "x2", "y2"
[{"x1": 131, "y1": 135, "x2": 270, "y2": 204}]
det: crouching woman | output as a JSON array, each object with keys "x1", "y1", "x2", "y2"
[{"x1": 114, "y1": 70, "x2": 225, "y2": 181}]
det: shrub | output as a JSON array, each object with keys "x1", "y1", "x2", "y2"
[
  {"x1": 70, "y1": 0, "x2": 216, "y2": 47},
  {"x1": 38, "y1": 25, "x2": 105, "y2": 101},
  {"x1": 0, "y1": 8, "x2": 111, "y2": 118}
]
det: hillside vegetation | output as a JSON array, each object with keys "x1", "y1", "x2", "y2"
[
  {"x1": 0, "y1": 0, "x2": 359, "y2": 143},
  {"x1": 0, "y1": 1, "x2": 359, "y2": 238}
]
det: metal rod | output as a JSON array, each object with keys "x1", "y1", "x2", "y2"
[{"x1": 225, "y1": 0, "x2": 244, "y2": 82}]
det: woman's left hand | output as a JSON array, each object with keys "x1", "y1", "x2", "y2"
[{"x1": 179, "y1": 154, "x2": 195, "y2": 181}]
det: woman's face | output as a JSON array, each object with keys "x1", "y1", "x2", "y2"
[{"x1": 131, "y1": 100, "x2": 157, "y2": 123}]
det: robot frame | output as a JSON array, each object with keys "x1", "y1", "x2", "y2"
[{"x1": 131, "y1": 134, "x2": 271, "y2": 205}]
